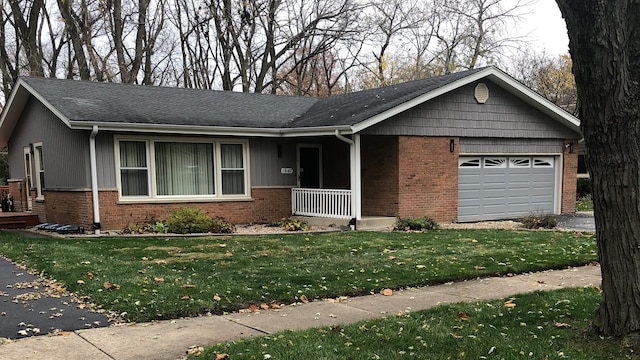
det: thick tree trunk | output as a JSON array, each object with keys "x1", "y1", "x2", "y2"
[{"x1": 556, "y1": 0, "x2": 640, "y2": 336}]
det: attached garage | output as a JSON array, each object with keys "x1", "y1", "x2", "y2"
[{"x1": 458, "y1": 156, "x2": 558, "y2": 222}]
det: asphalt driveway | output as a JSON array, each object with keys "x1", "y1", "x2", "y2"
[
  {"x1": 555, "y1": 212, "x2": 596, "y2": 232},
  {"x1": 0, "y1": 257, "x2": 109, "y2": 339}
]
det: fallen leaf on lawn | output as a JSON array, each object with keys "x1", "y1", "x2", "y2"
[
  {"x1": 503, "y1": 300, "x2": 516, "y2": 308},
  {"x1": 260, "y1": 303, "x2": 270, "y2": 310},
  {"x1": 458, "y1": 312, "x2": 470, "y2": 321},
  {"x1": 181, "y1": 294, "x2": 192, "y2": 300},
  {"x1": 186, "y1": 346, "x2": 204, "y2": 356},
  {"x1": 103, "y1": 282, "x2": 120, "y2": 290},
  {"x1": 300, "y1": 295, "x2": 309, "y2": 303},
  {"x1": 380, "y1": 288, "x2": 393, "y2": 296},
  {"x1": 214, "y1": 353, "x2": 229, "y2": 360},
  {"x1": 474, "y1": 265, "x2": 485, "y2": 270},
  {"x1": 248, "y1": 304, "x2": 259, "y2": 312},
  {"x1": 83, "y1": 272, "x2": 94, "y2": 279},
  {"x1": 137, "y1": 269, "x2": 146, "y2": 274},
  {"x1": 383, "y1": 248, "x2": 396, "y2": 253},
  {"x1": 77, "y1": 280, "x2": 85, "y2": 285},
  {"x1": 182, "y1": 284, "x2": 195, "y2": 288},
  {"x1": 451, "y1": 332, "x2": 463, "y2": 339},
  {"x1": 388, "y1": 256, "x2": 396, "y2": 261},
  {"x1": 154, "y1": 277, "x2": 165, "y2": 283},
  {"x1": 260, "y1": 252, "x2": 268, "y2": 257},
  {"x1": 213, "y1": 294, "x2": 221, "y2": 301},
  {"x1": 141, "y1": 257, "x2": 149, "y2": 261},
  {"x1": 416, "y1": 265, "x2": 426, "y2": 269},
  {"x1": 554, "y1": 321, "x2": 571, "y2": 328},
  {"x1": 225, "y1": 252, "x2": 233, "y2": 257},
  {"x1": 396, "y1": 262, "x2": 405, "y2": 265}
]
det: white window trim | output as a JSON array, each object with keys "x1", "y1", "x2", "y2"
[
  {"x1": 114, "y1": 136, "x2": 251, "y2": 202},
  {"x1": 33, "y1": 142, "x2": 45, "y2": 201}
]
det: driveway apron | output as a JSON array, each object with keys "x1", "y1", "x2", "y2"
[{"x1": 0, "y1": 257, "x2": 109, "y2": 339}]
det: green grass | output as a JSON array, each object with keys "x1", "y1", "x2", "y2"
[
  {"x1": 197, "y1": 287, "x2": 635, "y2": 360},
  {"x1": 0, "y1": 229, "x2": 597, "y2": 323},
  {"x1": 577, "y1": 195, "x2": 594, "y2": 211}
]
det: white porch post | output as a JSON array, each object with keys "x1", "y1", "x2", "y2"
[{"x1": 352, "y1": 134, "x2": 362, "y2": 220}]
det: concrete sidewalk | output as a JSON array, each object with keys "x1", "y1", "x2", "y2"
[{"x1": 0, "y1": 265, "x2": 602, "y2": 360}]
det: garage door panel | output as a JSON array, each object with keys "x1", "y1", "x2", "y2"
[{"x1": 458, "y1": 156, "x2": 556, "y2": 222}]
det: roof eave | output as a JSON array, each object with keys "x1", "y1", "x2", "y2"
[{"x1": 69, "y1": 121, "x2": 352, "y2": 137}]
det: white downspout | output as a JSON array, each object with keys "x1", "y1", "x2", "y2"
[
  {"x1": 334, "y1": 130, "x2": 362, "y2": 224},
  {"x1": 89, "y1": 126, "x2": 101, "y2": 235}
]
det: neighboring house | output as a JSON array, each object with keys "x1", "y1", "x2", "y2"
[{"x1": 0, "y1": 66, "x2": 581, "y2": 233}]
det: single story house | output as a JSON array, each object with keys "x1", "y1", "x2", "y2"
[{"x1": 0, "y1": 66, "x2": 581, "y2": 233}]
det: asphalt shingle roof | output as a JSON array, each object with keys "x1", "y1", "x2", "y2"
[{"x1": 19, "y1": 67, "x2": 488, "y2": 130}]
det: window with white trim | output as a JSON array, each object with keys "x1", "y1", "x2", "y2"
[
  {"x1": 116, "y1": 138, "x2": 248, "y2": 200},
  {"x1": 33, "y1": 143, "x2": 45, "y2": 200}
]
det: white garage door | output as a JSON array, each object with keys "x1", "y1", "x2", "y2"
[{"x1": 458, "y1": 156, "x2": 556, "y2": 222}]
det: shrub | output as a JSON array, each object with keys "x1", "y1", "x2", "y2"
[
  {"x1": 149, "y1": 221, "x2": 169, "y2": 234},
  {"x1": 281, "y1": 218, "x2": 311, "y2": 232},
  {"x1": 210, "y1": 216, "x2": 235, "y2": 234},
  {"x1": 520, "y1": 212, "x2": 558, "y2": 229},
  {"x1": 122, "y1": 222, "x2": 147, "y2": 234},
  {"x1": 166, "y1": 207, "x2": 212, "y2": 234},
  {"x1": 396, "y1": 216, "x2": 439, "y2": 231}
]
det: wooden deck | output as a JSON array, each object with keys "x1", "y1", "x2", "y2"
[{"x1": 0, "y1": 212, "x2": 39, "y2": 229}]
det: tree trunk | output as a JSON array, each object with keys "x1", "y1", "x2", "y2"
[{"x1": 556, "y1": 0, "x2": 640, "y2": 336}]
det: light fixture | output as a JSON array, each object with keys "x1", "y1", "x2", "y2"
[{"x1": 450, "y1": 139, "x2": 455, "y2": 153}]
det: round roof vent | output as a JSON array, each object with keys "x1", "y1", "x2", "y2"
[{"x1": 474, "y1": 83, "x2": 489, "y2": 104}]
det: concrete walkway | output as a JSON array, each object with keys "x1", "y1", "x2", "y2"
[{"x1": 0, "y1": 265, "x2": 602, "y2": 360}]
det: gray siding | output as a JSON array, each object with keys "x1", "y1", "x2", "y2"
[
  {"x1": 459, "y1": 138, "x2": 564, "y2": 154},
  {"x1": 8, "y1": 97, "x2": 90, "y2": 189},
  {"x1": 96, "y1": 132, "x2": 117, "y2": 189},
  {"x1": 249, "y1": 138, "x2": 297, "y2": 187},
  {"x1": 362, "y1": 81, "x2": 578, "y2": 139}
]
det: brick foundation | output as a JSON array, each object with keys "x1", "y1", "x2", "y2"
[
  {"x1": 561, "y1": 140, "x2": 578, "y2": 213},
  {"x1": 38, "y1": 187, "x2": 293, "y2": 231}
]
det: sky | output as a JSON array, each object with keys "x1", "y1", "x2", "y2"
[{"x1": 518, "y1": 0, "x2": 569, "y2": 55}]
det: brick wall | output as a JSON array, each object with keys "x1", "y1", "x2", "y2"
[
  {"x1": 361, "y1": 136, "x2": 399, "y2": 216},
  {"x1": 397, "y1": 136, "x2": 458, "y2": 222},
  {"x1": 561, "y1": 139, "x2": 578, "y2": 213},
  {"x1": 38, "y1": 187, "x2": 293, "y2": 231}
]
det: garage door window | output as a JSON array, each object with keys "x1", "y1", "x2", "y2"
[
  {"x1": 484, "y1": 157, "x2": 507, "y2": 168},
  {"x1": 533, "y1": 157, "x2": 554, "y2": 168},
  {"x1": 509, "y1": 158, "x2": 531, "y2": 168},
  {"x1": 459, "y1": 158, "x2": 481, "y2": 168}
]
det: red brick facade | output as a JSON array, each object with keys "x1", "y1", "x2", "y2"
[
  {"x1": 561, "y1": 140, "x2": 578, "y2": 213},
  {"x1": 397, "y1": 136, "x2": 458, "y2": 222},
  {"x1": 361, "y1": 136, "x2": 458, "y2": 223},
  {"x1": 33, "y1": 187, "x2": 292, "y2": 232}
]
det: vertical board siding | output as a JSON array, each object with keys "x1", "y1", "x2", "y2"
[
  {"x1": 249, "y1": 138, "x2": 297, "y2": 187},
  {"x1": 8, "y1": 98, "x2": 90, "y2": 189},
  {"x1": 459, "y1": 138, "x2": 564, "y2": 154},
  {"x1": 362, "y1": 81, "x2": 579, "y2": 139},
  {"x1": 96, "y1": 132, "x2": 117, "y2": 189}
]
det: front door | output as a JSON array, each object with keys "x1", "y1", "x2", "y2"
[{"x1": 297, "y1": 144, "x2": 322, "y2": 188}]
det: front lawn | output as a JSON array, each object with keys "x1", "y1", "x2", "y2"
[
  {"x1": 0, "y1": 229, "x2": 596, "y2": 323},
  {"x1": 198, "y1": 287, "x2": 634, "y2": 359}
]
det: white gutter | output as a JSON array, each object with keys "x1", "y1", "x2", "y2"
[
  {"x1": 335, "y1": 130, "x2": 362, "y2": 226},
  {"x1": 89, "y1": 125, "x2": 101, "y2": 234}
]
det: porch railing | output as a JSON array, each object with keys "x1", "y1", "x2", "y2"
[{"x1": 291, "y1": 188, "x2": 352, "y2": 219}]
